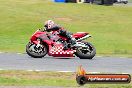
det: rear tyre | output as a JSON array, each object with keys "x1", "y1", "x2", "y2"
[
  {"x1": 26, "y1": 42, "x2": 48, "y2": 58},
  {"x1": 123, "y1": 1, "x2": 128, "y2": 4},
  {"x1": 75, "y1": 42, "x2": 96, "y2": 59}
]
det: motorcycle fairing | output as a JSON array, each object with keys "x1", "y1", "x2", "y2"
[
  {"x1": 35, "y1": 32, "x2": 75, "y2": 57},
  {"x1": 31, "y1": 31, "x2": 46, "y2": 42},
  {"x1": 48, "y1": 44, "x2": 75, "y2": 57},
  {"x1": 73, "y1": 32, "x2": 88, "y2": 38},
  {"x1": 39, "y1": 34, "x2": 53, "y2": 45}
]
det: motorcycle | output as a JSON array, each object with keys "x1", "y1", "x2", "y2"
[{"x1": 26, "y1": 28, "x2": 96, "y2": 59}]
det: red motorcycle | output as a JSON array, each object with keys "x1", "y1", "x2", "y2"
[{"x1": 26, "y1": 29, "x2": 96, "y2": 59}]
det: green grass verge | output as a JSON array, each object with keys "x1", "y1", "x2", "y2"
[
  {"x1": 0, "y1": 0, "x2": 132, "y2": 57},
  {"x1": 129, "y1": 0, "x2": 132, "y2": 2},
  {"x1": 0, "y1": 70, "x2": 131, "y2": 88}
]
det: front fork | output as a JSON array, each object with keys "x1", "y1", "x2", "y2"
[{"x1": 30, "y1": 40, "x2": 43, "y2": 51}]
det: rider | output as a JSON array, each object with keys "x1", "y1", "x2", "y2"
[{"x1": 44, "y1": 20, "x2": 77, "y2": 49}]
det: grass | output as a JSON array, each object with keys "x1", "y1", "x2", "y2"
[
  {"x1": 0, "y1": 70, "x2": 75, "y2": 86},
  {"x1": 0, "y1": 0, "x2": 132, "y2": 57},
  {"x1": 129, "y1": 0, "x2": 132, "y2": 2},
  {"x1": 0, "y1": 70, "x2": 131, "y2": 88}
]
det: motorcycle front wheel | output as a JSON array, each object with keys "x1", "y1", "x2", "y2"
[
  {"x1": 26, "y1": 42, "x2": 48, "y2": 58},
  {"x1": 75, "y1": 42, "x2": 96, "y2": 59}
]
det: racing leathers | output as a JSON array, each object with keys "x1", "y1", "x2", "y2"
[{"x1": 45, "y1": 24, "x2": 76, "y2": 49}]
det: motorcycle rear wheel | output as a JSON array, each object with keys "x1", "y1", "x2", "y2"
[
  {"x1": 26, "y1": 42, "x2": 48, "y2": 58},
  {"x1": 75, "y1": 42, "x2": 96, "y2": 59}
]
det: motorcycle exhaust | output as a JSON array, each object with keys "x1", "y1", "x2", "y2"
[{"x1": 76, "y1": 35, "x2": 91, "y2": 42}]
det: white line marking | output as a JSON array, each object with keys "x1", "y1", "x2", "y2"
[
  {"x1": 89, "y1": 72, "x2": 100, "y2": 73},
  {"x1": 0, "y1": 69, "x2": 130, "y2": 74},
  {"x1": 57, "y1": 71, "x2": 73, "y2": 72},
  {"x1": 119, "y1": 57, "x2": 128, "y2": 59},
  {"x1": 0, "y1": 52, "x2": 129, "y2": 58},
  {"x1": 122, "y1": 73, "x2": 129, "y2": 74},
  {"x1": 96, "y1": 56, "x2": 103, "y2": 57},
  {"x1": 35, "y1": 70, "x2": 41, "y2": 72},
  {"x1": 0, "y1": 52, "x2": 3, "y2": 54},
  {"x1": 0, "y1": 69, "x2": 3, "y2": 70},
  {"x1": 27, "y1": 70, "x2": 34, "y2": 71},
  {"x1": 17, "y1": 53, "x2": 23, "y2": 54}
]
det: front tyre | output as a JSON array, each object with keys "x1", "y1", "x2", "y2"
[
  {"x1": 75, "y1": 42, "x2": 96, "y2": 59},
  {"x1": 26, "y1": 42, "x2": 48, "y2": 58}
]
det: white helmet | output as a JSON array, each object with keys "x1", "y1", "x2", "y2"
[{"x1": 44, "y1": 20, "x2": 55, "y2": 30}]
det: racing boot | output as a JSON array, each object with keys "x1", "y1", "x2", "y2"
[
  {"x1": 63, "y1": 45, "x2": 68, "y2": 50},
  {"x1": 63, "y1": 42, "x2": 69, "y2": 50},
  {"x1": 71, "y1": 38, "x2": 87, "y2": 48}
]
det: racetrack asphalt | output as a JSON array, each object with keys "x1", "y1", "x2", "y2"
[
  {"x1": 114, "y1": 2, "x2": 132, "y2": 6},
  {"x1": 0, "y1": 53, "x2": 132, "y2": 73}
]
